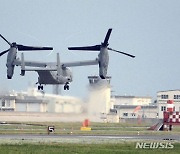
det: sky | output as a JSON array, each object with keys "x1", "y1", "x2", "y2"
[{"x1": 0, "y1": 0, "x2": 180, "y2": 99}]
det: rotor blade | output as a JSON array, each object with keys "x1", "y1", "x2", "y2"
[
  {"x1": 68, "y1": 45, "x2": 101, "y2": 51},
  {"x1": 103, "y1": 28, "x2": 112, "y2": 46},
  {"x1": 17, "y1": 44, "x2": 53, "y2": 51},
  {"x1": 0, "y1": 34, "x2": 12, "y2": 46},
  {"x1": 0, "y1": 49, "x2": 10, "y2": 57},
  {"x1": 108, "y1": 48, "x2": 135, "y2": 58}
]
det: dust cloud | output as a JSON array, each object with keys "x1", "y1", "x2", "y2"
[{"x1": 85, "y1": 78, "x2": 111, "y2": 122}]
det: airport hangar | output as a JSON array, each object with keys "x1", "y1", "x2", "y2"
[
  {"x1": 0, "y1": 82, "x2": 180, "y2": 122},
  {"x1": 0, "y1": 87, "x2": 83, "y2": 114}
]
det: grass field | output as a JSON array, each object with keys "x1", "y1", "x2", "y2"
[
  {"x1": 0, "y1": 142, "x2": 179, "y2": 154},
  {"x1": 0, "y1": 122, "x2": 180, "y2": 135},
  {"x1": 0, "y1": 122, "x2": 180, "y2": 153}
]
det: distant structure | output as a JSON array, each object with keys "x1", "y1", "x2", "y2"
[
  {"x1": 149, "y1": 100, "x2": 180, "y2": 131},
  {"x1": 52, "y1": 85, "x2": 61, "y2": 95},
  {"x1": 3, "y1": 85, "x2": 179, "y2": 124},
  {"x1": 157, "y1": 90, "x2": 180, "y2": 119},
  {"x1": 113, "y1": 95, "x2": 157, "y2": 119},
  {"x1": 0, "y1": 87, "x2": 83, "y2": 113},
  {"x1": 87, "y1": 76, "x2": 114, "y2": 121},
  {"x1": 163, "y1": 100, "x2": 180, "y2": 130},
  {"x1": 86, "y1": 76, "x2": 159, "y2": 123},
  {"x1": 88, "y1": 76, "x2": 111, "y2": 85},
  {"x1": 113, "y1": 95, "x2": 152, "y2": 106}
]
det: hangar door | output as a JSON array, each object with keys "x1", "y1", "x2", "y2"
[
  {"x1": 15, "y1": 103, "x2": 27, "y2": 112},
  {"x1": 28, "y1": 103, "x2": 40, "y2": 112}
]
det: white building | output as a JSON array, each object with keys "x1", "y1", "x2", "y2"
[
  {"x1": 15, "y1": 96, "x2": 48, "y2": 112},
  {"x1": 114, "y1": 105, "x2": 157, "y2": 119},
  {"x1": 0, "y1": 87, "x2": 83, "y2": 114},
  {"x1": 113, "y1": 95, "x2": 152, "y2": 106},
  {"x1": 0, "y1": 95, "x2": 16, "y2": 111},
  {"x1": 157, "y1": 90, "x2": 180, "y2": 119},
  {"x1": 87, "y1": 76, "x2": 112, "y2": 115},
  {"x1": 112, "y1": 95, "x2": 157, "y2": 119}
]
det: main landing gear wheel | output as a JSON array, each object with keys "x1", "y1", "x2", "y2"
[
  {"x1": 38, "y1": 85, "x2": 43, "y2": 90},
  {"x1": 64, "y1": 83, "x2": 69, "y2": 90}
]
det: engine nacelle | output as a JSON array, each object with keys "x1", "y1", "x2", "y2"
[
  {"x1": 6, "y1": 65, "x2": 15, "y2": 79},
  {"x1": 99, "y1": 65, "x2": 108, "y2": 79},
  {"x1": 6, "y1": 47, "x2": 17, "y2": 79},
  {"x1": 98, "y1": 47, "x2": 109, "y2": 79}
]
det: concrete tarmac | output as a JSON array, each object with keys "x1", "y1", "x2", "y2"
[{"x1": 0, "y1": 134, "x2": 179, "y2": 141}]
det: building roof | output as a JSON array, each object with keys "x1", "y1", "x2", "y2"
[
  {"x1": 16, "y1": 99, "x2": 47, "y2": 104},
  {"x1": 112, "y1": 95, "x2": 152, "y2": 99},
  {"x1": 157, "y1": 89, "x2": 180, "y2": 93},
  {"x1": 0, "y1": 96, "x2": 16, "y2": 100},
  {"x1": 114, "y1": 105, "x2": 157, "y2": 109}
]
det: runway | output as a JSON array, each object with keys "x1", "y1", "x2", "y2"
[{"x1": 0, "y1": 134, "x2": 179, "y2": 142}]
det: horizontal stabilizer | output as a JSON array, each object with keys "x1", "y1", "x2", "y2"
[{"x1": 68, "y1": 45, "x2": 101, "y2": 51}]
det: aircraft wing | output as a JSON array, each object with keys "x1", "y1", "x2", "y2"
[
  {"x1": 14, "y1": 58, "x2": 99, "y2": 68},
  {"x1": 13, "y1": 54, "x2": 57, "y2": 68},
  {"x1": 62, "y1": 58, "x2": 99, "y2": 68},
  {"x1": 13, "y1": 53, "x2": 99, "y2": 71},
  {"x1": 14, "y1": 59, "x2": 50, "y2": 68}
]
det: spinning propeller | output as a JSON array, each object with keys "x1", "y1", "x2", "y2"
[
  {"x1": 68, "y1": 28, "x2": 135, "y2": 58},
  {"x1": 0, "y1": 34, "x2": 53, "y2": 57}
]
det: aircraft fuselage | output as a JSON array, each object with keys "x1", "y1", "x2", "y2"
[{"x1": 37, "y1": 67, "x2": 72, "y2": 85}]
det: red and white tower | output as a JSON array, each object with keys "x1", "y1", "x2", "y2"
[{"x1": 167, "y1": 100, "x2": 174, "y2": 112}]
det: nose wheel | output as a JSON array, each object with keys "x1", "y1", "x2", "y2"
[{"x1": 64, "y1": 82, "x2": 69, "y2": 90}]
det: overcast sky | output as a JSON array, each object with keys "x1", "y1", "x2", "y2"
[{"x1": 0, "y1": 0, "x2": 180, "y2": 99}]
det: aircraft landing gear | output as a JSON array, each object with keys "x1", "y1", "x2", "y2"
[
  {"x1": 38, "y1": 85, "x2": 43, "y2": 91},
  {"x1": 64, "y1": 82, "x2": 69, "y2": 90},
  {"x1": 36, "y1": 81, "x2": 44, "y2": 91},
  {"x1": 36, "y1": 83, "x2": 43, "y2": 91}
]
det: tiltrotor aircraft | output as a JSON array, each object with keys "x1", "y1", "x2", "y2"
[
  {"x1": 0, "y1": 29, "x2": 135, "y2": 91},
  {"x1": 68, "y1": 28, "x2": 135, "y2": 79},
  {"x1": 0, "y1": 34, "x2": 98, "y2": 90}
]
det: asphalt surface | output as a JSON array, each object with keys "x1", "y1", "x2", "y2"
[{"x1": 0, "y1": 134, "x2": 179, "y2": 141}]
